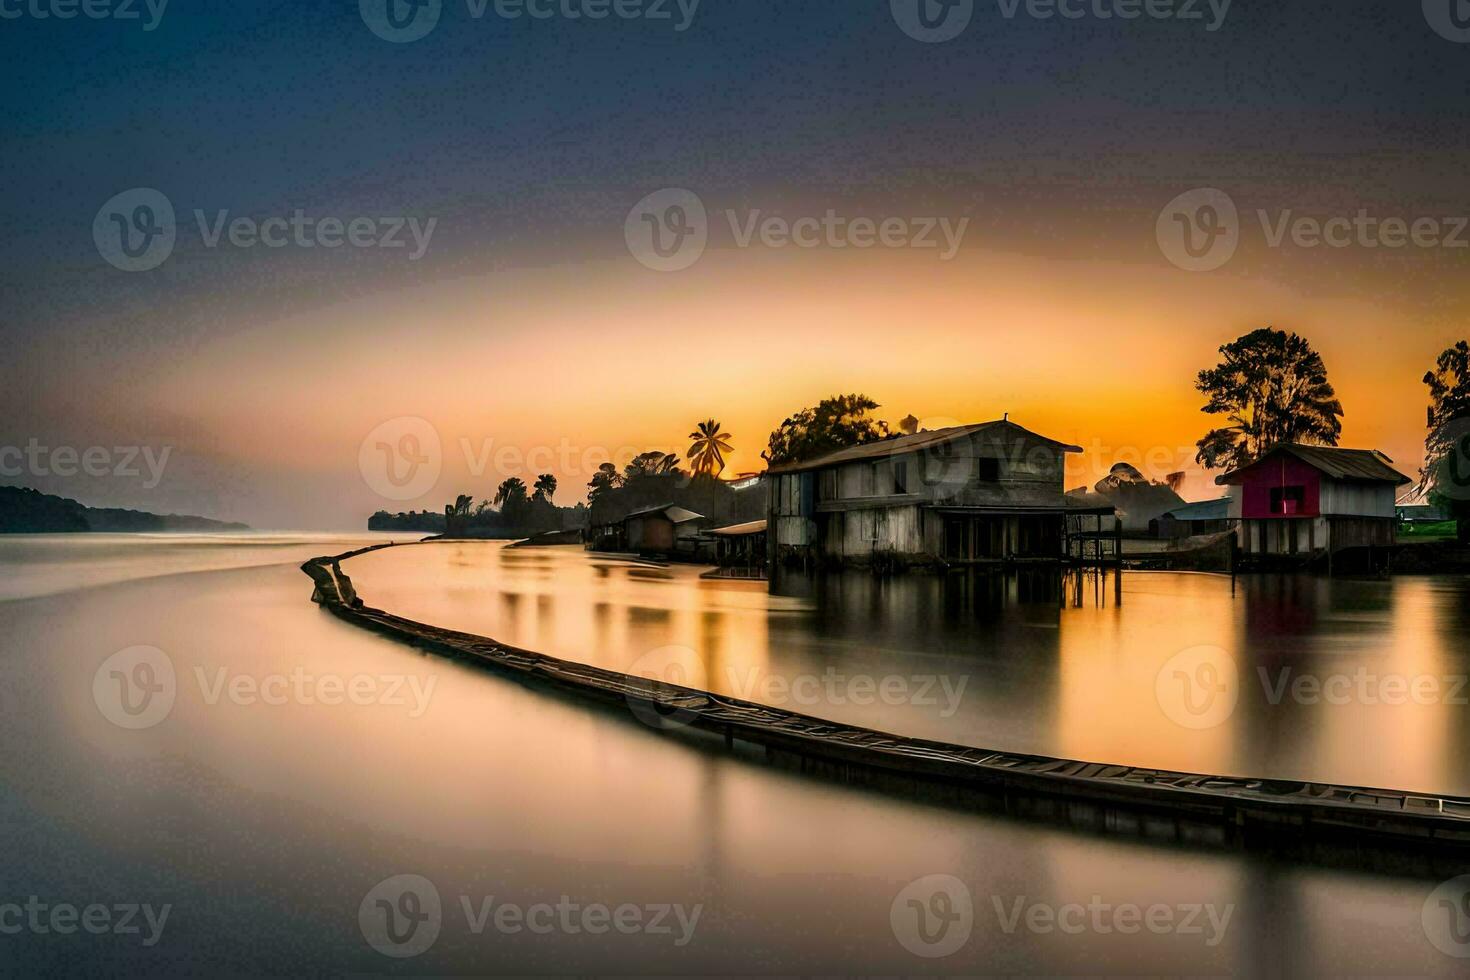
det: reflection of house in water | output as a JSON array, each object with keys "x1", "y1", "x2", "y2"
[
  {"x1": 1217, "y1": 444, "x2": 1411, "y2": 565},
  {"x1": 766, "y1": 419, "x2": 1089, "y2": 567}
]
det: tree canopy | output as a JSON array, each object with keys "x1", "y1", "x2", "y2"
[
  {"x1": 1194, "y1": 328, "x2": 1343, "y2": 471},
  {"x1": 1422, "y1": 340, "x2": 1470, "y2": 531},
  {"x1": 763, "y1": 393, "x2": 890, "y2": 466}
]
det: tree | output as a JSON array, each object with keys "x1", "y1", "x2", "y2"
[
  {"x1": 1193, "y1": 328, "x2": 1343, "y2": 471},
  {"x1": 493, "y1": 478, "x2": 528, "y2": 507},
  {"x1": 625, "y1": 451, "x2": 681, "y2": 480},
  {"x1": 533, "y1": 473, "x2": 558, "y2": 502},
  {"x1": 1422, "y1": 340, "x2": 1470, "y2": 544},
  {"x1": 686, "y1": 419, "x2": 733, "y2": 477},
  {"x1": 763, "y1": 393, "x2": 890, "y2": 466},
  {"x1": 587, "y1": 462, "x2": 623, "y2": 502}
]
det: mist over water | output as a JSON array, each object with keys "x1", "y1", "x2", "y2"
[{"x1": 0, "y1": 534, "x2": 1466, "y2": 974}]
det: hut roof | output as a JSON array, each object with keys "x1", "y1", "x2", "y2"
[
  {"x1": 1215, "y1": 444, "x2": 1411, "y2": 487},
  {"x1": 765, "y1": 419, "x2": 1082, "y2": 475},
  {"x1": 710, "y1": 519, "x2": 767, "y2": 536},
  {"x1": 624, "y1": 503, "x2": 705, "y2": 524}
]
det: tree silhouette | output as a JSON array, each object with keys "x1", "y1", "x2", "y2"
[
  {"x1": 533, "y1": 473, "x2": 558, "y2": 502},
  {"x1": 763, "y1": 393, "x2": 890, "y2": 466},
  {"x1": 587, "y1": 462, "x2": 623, "y2": 502},
  {"x1": 625, "y1": 451, "x2": 681, "y2": 480},
  {"x1": 493, "y1": 478, "x2": 528, "y2": 507},
  {"x1": 1422, "y1": 339, "x2": 1470, "y2": 543},
  {"x1": 686, "y1": 419, "x2": 733, "y2": 477},
  {"x1": 1194, "y1": 328, "x2": 1343, "y2": 471}
]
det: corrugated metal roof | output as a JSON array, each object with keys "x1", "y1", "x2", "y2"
[
  {"x1": 1216, "y1": 444, "x2": 1411, "y2": 487},
  {"x1": 710, "y1": 519, "x2": 767, "y2": 536},
  {"x1": 1165, "y1": 497, "x2": 1232, "y2": 521},
  {"x1": 765, "y1": 419, "x2": 1083, "y2": 475},
  {"x1": 624, "y1": 503, "x2": 705, "y2": 524}
]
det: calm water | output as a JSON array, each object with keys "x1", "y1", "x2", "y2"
[
  {"x1": 350, "y1": 541, "x2": 1470, "y2": 797},
  {"x1": 3, "y1": 534, "x2": 1469, "y2": 975}
]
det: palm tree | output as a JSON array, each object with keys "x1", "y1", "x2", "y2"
[
  {"x1": 493, "y1": 477, "x2": 528, "y2": 507},
  {"x1": 686, "y1": 419, "x2": 733, "y2": 477},
  {"x1": 533, "y1": 473, "x2": 557, "y2": 502},
  {"x1": 1194, "y1": 328, "x2": 1344, "y2": 471}
]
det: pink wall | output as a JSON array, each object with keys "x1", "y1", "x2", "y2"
[{"x1": 1236, "y1": 457, "x2": 1322, "y2": 519}]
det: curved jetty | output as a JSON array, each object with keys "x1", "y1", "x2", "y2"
[{"x1": 303, "y1": 543, "x2": 1470, "y2": 852}]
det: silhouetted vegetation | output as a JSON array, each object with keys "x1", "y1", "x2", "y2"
[
  {"x1": 1195, "y1": 328, "x2": 1343, "y2": 470},
  {"x1": 0, "y1": 485, "x2": 248, "y2": 533},
  {"x1": 1422, "y1": 339, "x2": 1470, "y2": 544},
  {"x1": 687, "y1": 419, "x2": 733, "y2": 477},
  {"x1": 762, "y1": 393, "x2": 890, "y2": 466}
]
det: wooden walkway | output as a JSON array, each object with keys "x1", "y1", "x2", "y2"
[{"x1": 302, "y1": 543, "x2": 1470, "y2": 854}]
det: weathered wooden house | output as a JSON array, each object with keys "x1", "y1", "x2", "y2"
[
  {"x1": 766, "y1": 419, "x2": 1083, "y2": 567},
  {"x1": 1216, "y1": 444, "x2": 1410, "y2": 559},
  {"x1": 622, "y1": 504, "x2": 707, "y2": 557}
]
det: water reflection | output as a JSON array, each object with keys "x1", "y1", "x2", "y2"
[
  {"x1": 0, "y1": 535, "x2": 1466, "y2": 974},
  {"x1": 350, "y1": 543, "x2": 1470, "y2": 796}
]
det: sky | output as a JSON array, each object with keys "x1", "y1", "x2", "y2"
[{"x1": 2, "y1": 0, "x2": 1468, "y2": 528}]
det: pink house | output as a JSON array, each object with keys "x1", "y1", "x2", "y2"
[{"x1": 1216, "y1": 444, "x2": 1411, "y2": 560}]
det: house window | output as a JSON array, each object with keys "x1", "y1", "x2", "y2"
[
  {"x1": 893, "y1": 460, "x2": 908, "y2": 494},
  {"x1": 1270, "y1": 485, "x2": 1306, "y2": 515},
  {"x1": 976, "y1": 457, "x2": 1001, "y2": 482},
  {"x1": 819, "y1": 469, "x2": 838, "y2": 501},
  {"x1": 862, "y1": 463, "x2": 877, "y2": 496}
]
